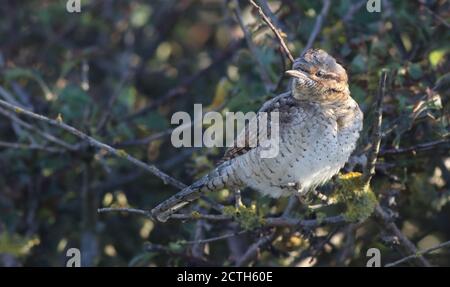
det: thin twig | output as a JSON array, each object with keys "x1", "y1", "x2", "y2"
[
  {"x1": 97, "y1": 207, "x2": 151, "y2": 217},
  {"x1": 0, "y1": 107, "x2": 79, "y2": 151},
  {"x1": 374, "y1": 205, "x2": 432, "y2": 267},
  {"x1": 96, "y1": 69, "x2": 132, "y2": 132},
  {"x1": 0, "y1": 141, "x2": 64, "y2": 153},
  {"x1": 302, "y1": 0, "x2": 331, "y2": 54},
  {"x1": 360, "y1": 72, "x2": 431, "y2": 267},
  {"x1": 182, "y1": 230, "x2": 248, "y2": 245},
  {"x1": 192, "y1": 219, "x2": 206, "y2": 258},
  {"x1": 254, "y1": 0, "x2": 286, "y2": 34},
  {"x1": 0, "y1": 99, "x2": 186, "y2": 190},
  {"x1": 98, "y1": 206, "x2": 230, "y2": 221},
  {"x1": 362, "y1": 70, "x2": 387, "y2": 184},
  {"x1": 342, "y1": 0, "x2": 366, "y2": 23},
  {"x1": 248, "y1": 0, "x2": 294, "y2": 63},
  {"x1": 97, "y1": 205, "x2": 345, "y2": 228},
  {"x1": 380, "y1": 139, "x2": 450, "y2": 155},
  {"x1": 232, "y1": 0, "x2": 274, "y2": 91},
  {"x1": 422, "y1": 5, "x2": 450, "y2": 28},
  {"x1": 235, "y1": 232, "x2": 276, "y2": 266},
  {"x1": 264, "y1": 215, "x2": 346, "y2": 228},
  {"x1": 170, "y1": 213, "x2": 232, "y2": 221},
  {"x1": 385, "y1": 239, "x2": 450, "y2": 267}
]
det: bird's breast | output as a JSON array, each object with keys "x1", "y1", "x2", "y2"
[{"x1": 234, "y1": 103, "x2": 361, "y2": 198}]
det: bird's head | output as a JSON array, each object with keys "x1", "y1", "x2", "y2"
[{"x1": 286, "y1": 49, "x2": 349, "y2": 102}]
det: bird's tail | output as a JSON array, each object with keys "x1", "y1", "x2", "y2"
[{"x1": 151, "y1": 164, "x2": 238, "y2": 222}]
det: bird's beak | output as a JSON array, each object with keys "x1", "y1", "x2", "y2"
[{"x1": 285, "y1": 70, "x2": 306, "y2": 78}]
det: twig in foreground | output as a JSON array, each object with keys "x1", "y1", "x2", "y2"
[
  {"x1": 98, "y1": 207, "x2": 151, "y2": 217},
  {"x1": 0, "y1": 140, "x2": 64, "y2": 153},
  {"x1": 0, "y1": 99, "x2": 186, "y2": 190},
  {"x1": 0, "y1": 107, "x2": 78, "y2": 151},
  {"x1": 359, "y1": 71, "x2": 431, "y2": 267},
  {"x1": 374, "y1": 205, "x2": 432, "y2": 267},
  {"x1": 248, "y1": 0, "x2": 294, "y2": 63},
  {"x1": 380, "y1": 139, "x2": 450, "y2": 155},
  {"x1": 98, "y1": 206, "x2": 346, "y2": 228},
  {"x1": 235, "y1": 232, "x2": 276, "y2": 267},
  {"x1": 362, "y1": 70, "x2": 387, "y2": 184},
  {"x1": 182, "y1": 230, "x2": 248, "y2": 245},
  {"x1": 232, "y1": 0, "x2": 274, "y2": 91},
  {"x1": 385, "y1": 240, "x2": 450, "y2": 267}
]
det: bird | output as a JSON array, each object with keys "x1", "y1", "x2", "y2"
[{"x1": 151, "y1": 48, "x2": 363, "y2": 222}]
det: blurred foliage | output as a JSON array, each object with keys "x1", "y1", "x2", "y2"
[{"x1": 0, "y1": 0, "x2": 449, "y2": 266}]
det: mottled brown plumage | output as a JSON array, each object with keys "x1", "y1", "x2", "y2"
[{"x1": 152, "y1": 49, "x2": 363, "y2": 222}]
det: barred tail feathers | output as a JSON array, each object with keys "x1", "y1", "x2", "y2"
[{"x1": 151, "y1": 165, "x2": 235, "y2": 222}]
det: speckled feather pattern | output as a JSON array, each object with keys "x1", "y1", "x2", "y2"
[
  {"x1": 228, "y1": 93, "x2": 363, "y2": 198},
  {"x1": 151, "y1": 49, "x2": 364, "y2": 222}
]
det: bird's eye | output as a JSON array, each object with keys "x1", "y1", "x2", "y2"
[{"x1": 316, "y1": 70, "x2": 325, "y2": 77}]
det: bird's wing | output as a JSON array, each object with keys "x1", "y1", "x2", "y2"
[{"x1": 220, "y1": 91, "x2": 296, "y2": 162}]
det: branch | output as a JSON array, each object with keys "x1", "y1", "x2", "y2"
[
  {"x1": 97, "y1": 207, "x2": 151, "y2": 217},
  {"x1": 374, "y1": 205, "x2": 432, "y2": 267},
  {"x1": 360, "y1": 72, "x2": 431, "y2": 267},
  {"x1": 380, "y1": 139, "x2": 450, "y2": 155},
  {"x1": 97, "y1": 206, "x2": 345, "y2": 228},
  {"x1": 96, "y1": 69, "x2": 132, "y2": 132},
  {"x1": 0, "y1": 99, "x2": 186, "y2": 190},
  {"x1": 235, "y1": 232, "x2": 276, "y2": 266},
  {"x1": 0, "y1": 140, "x2": 64, "y2": 153},
  {"x1": 302, "y1": 0, "x2": 331, "y2": 54},
  {"x1": 248, "y1": 0, "x2": 294, "y2": 63},
  {"x1": 98, "y1": 206, "x2": 230, "y2": 221},
  {"x1": 0, "y1": 107, "x2": 79, "y2": 151},
  {"x1": 385, "y1": 240, "x2": 450, "y2": 267},
  {"x1": 362, "y1": 70, "x2": 387, "y2": 184},
  {"x1": 422, "y1": 5, "x2": 450, "y2": 29},
  {"x1": 264, "y1": 215, "x2": 346, "y2": 228},
  {"x1": 232, "y1": 0, "x2": 274, "y2": 91},
  {"x1": 342, "y1": 0, "x2": 366, "y2": 23},
  {"x1": 183, "y1": 230, "x2": 248, "y2": 245}
]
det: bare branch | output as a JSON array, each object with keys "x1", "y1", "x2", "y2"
[
  {"x1": 0, "y1": 99, "x2": 186, "y2": 190},
  {"x1": 98, "y1": 207, "x2": 151, "y2": 217},
  {"x1": 380, "y1": 139, "x2": 450, "y2": 155},
  {"x1": 360, "y1": 71, "x2": 431, "y2": 267},
  {"x1": 264, "y1": 215, "x2": 346, "y2": 228},
  {"x1": 0, "y1": 140, "x2": 64, "y2": 153},
  {"x1": 342, "y1": 0, "x2": 366, "y2": 23},
  {"x1": 248, "y1": 0, "x2": 294, "y2": 63},
  {"x1": 385, "y1": 239, "x2": 450, "y2": 267},
  {"x1": 374, "y1": 205, "x2": 432, "y2": 267},
  {"x1": 422, "y1": 5, "x2": 450, "y2": 28},
  {"x1": 363, "y1": 70, "x2": 387, "y2": 184},
  {"x1": 232, "y1": 0, "x2": 274, "y2": 91},
  {"x1": 235, "y1": 232, "x2": 276, "y2": 266},
  {"x1": 170, "y1": 213, "x2": 232, "y2": 221},
  {"x1": 96, "y1": 69, "x2": 132, "y2": 132},
  {"x1": 0, "y1": 107, "x2": 79, "y2": 151},
  {"x1": 183, "y1": 230, "x2": 248, "y2": 245}
]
